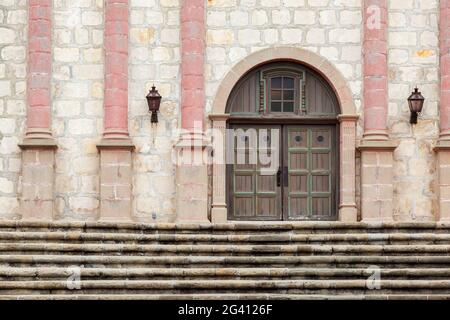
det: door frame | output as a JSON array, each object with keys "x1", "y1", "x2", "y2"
[
  {"x1": 208, "y1": 47, "x2": 359, "y2": 224},
  {"x1": 226, "y1": 121, "x2": 339, "y2": 221}
]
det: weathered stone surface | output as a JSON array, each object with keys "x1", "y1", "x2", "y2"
[
  {"x1": 0, "y1": 223, "x2": 448, "y2": 298},
  {"x1": 0, "y1": 0, "x2": 444, "y2": 224}
]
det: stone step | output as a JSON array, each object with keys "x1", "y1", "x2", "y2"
[
  {"x1": 1, "y1": 221, "x2": 450, "y2": 235},
  {"x1": 1, "y1": 255, "x2": 450, "y2": 268},
  {"x1": 1, "y1": 231, "x2": 450, "y2": 244},
  {"x1": 1, "y1": 267, "x2": 450, "y2": 280},
  {"x1": 1, "y1": 222, "x2": 449, "y2": 297},
  {"x1": 0, "y1": 279, "x2": 450, "y2": 295},
  {"x1": 2, "y1": 293, "x2": 450, "y2": 300},
  {"x1": 0, "y1": 243, "x2": 449, "y2": 255}
]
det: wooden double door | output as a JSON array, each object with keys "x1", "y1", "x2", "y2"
[{"x1": 228, "y1": 124, "x2": 338, "y2": 221}]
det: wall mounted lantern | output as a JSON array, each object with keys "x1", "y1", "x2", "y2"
[
  {"x1": 407, "y1": 87, "x2": 425, "y2": 124},
  {"x1": 146, "y1": 85, "x2": 162, "y2": 123}
]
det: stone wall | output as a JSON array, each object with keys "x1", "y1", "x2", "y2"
[
  {"x1": 204, "y1": 0, "x2": 363, "y2": 119},
  {"x1": 0, "y1": 0, "x2": 444, "y2": 222},
  {"x1": 387, "y1": 0, "x2": 439, "y2": 221},
  {"x1": 52, "y1": 0, "x2": 104, "y2": 220},
  {"x1": 0, "y1": 0, "x2": 27, "y2": 219},
  {"x1": 128, "y1": 0, "x2": 180, "y2": 222},
  {"x1": 51, "y1": 0, "x2": 181, "y2": 222},
  {"x1": 205, "y1": 0, "x2": 364, "y2": 216}
]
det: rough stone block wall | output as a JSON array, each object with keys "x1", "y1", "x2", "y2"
[
  {"x1": 0, "y1": 0, "x2": 27, "y2": 219},
  {"x1": 128, "y1": 0, "x2": 180, "y2": 222},
  {"x1": 388, "y1": 0, "x2": 439, "y2": 221},
  {"x1": 204, "y1": 0, "x2": 364, "y2": 120},
  {"x1": 52, "y1": 0, "x2": 104, "y2": 220}
]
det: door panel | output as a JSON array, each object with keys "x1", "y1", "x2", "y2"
[
  {"x1": 228, "y1": 125, "x2": 282, "y2": 220},
  {"x1": 228, "y1": 124, "x2": 337, "y2": 221},
  {"x1": 283, "y1": 125, "x2": 337, "y2": 221}
]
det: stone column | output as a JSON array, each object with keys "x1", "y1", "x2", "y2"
[
  {"x1": 209, "y1": 114, "x2": 229, "y2": 223},
  {"x1": 175, "y1": 0, "x2": 210, "y2": 223},
  {"x1": 359, "y1": 0, "x2": 397, "y2": 222},
  {"x1": 435, "y1": 0, "x2": 450, "y2": 222},
  {"x1": 19, "y1": 0, "x2": 57, "y2": 220},
  {"x1": 338, "y1": 115, "x2": 358, "y2": 222},
  {"x1": 97, "y1": 0, "x2": 134, "y2": 222}
]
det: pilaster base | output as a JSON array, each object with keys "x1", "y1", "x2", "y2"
[
  {"x1": 97, "y1": 139, "x2": 135, "y2": 222},
  {"x1": 359, "y1": 139, "x2": 397, "y2": 223},
  {"x1": 18, "y1": 138, "x2": 57, "y2": 221},
  {"x1": 174, "y1": 135, "x2": 211, "y2": 224},
  {"x1": 339, "y1": 205, "x2": 357, "y2": 222},
  {"x1": 435, "y1": 140, "x2": 450, "y2": 222},
  {"x1": 211, "y1": 205, "x2": 227, "y2": 223}
]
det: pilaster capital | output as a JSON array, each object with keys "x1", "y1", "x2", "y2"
[
  {"x1": 434, "y1": 139, "x2": 450, "y2": 151},
  {"x1": 97, "y1": 138, "x2": 135, "y2": 151},
  {"x1": 358, "y1": 139, "x2": 398, "y2": 151},
  {"x1": 337, "y1": 114, "x2": 359, "y2": 123},
  {"x1": 209, "y1": 114, "x2": 231, "y2": 122},
  {"x1": 174, "y1": 132, "x2": 212, "y2": 150},
  {"x1": 19, "y1": 137, "x2": 57, "y2": 150}
]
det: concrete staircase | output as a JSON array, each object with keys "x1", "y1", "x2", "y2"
[{"x1": 0, "y1": 221, "x2": 450, "y2": 300}]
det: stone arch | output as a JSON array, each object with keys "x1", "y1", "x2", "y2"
[
  {"x1": 212, "y1": 46, "x2": 356, "y2": 116},
  {"x1": 209, "y1": 47, "x2": 358, "y2": 223}
]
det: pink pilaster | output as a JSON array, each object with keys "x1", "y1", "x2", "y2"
[
  {"x1": 359, "y1": 0, "x2": 397, "y2": 222},
  {"x1": 103, "y1": 0, "x2": 129, "y2": 139},
  {"x1": 175, "y1": 0, "x2": 209, "y2": 223},
  {"x1": 26, "y1": 0, "x2": 52, "y2": 139},
  {"x1": 181, "y1": 0, "x2": 205, "y2": 132},
  {"x1": 19, "y1": 0, "x2": 56, "y2": 220},
  {"x1": 440, "y1": 0, "x2": 450, "y2": 139},
  {"x1": 435, "y1": 1, "x2": 450, "y2": 222},
  {"x1": 97, "y1": 0, "x2": 134, "y2": 222},
  {"x1": 363, "y1": 0, "x2": 388, "y2": 140}
]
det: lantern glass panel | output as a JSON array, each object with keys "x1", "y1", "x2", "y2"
[{"x1": 409, "y1": 100, "x2": 422, "y2": 113}]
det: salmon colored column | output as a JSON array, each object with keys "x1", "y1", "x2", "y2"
[
  {"x1": 439, "y1": 1, "x2": 450, "y2": 139},
  {"x1": 180, "y1": 0, "x2": 205, "y2": 132},
  {"x1": 103, "y1": 0, "x2": 129, "y2": 139},
  {"x1": 97, "y1": 0, "x2": 134, "y2": 222},
  {"x1": 359, "y1": 0, "x2": 397, "y2": 222},
  {"x1": 435, "y1": 0, "x2": 450, "y2": 222},
  {"x1": 26, "y1": 0, "x2": 53, "y2": 139},
  {"x1": 18, "y1": 0, "x2": 57, "y2": 221},
  {"x1": 363, "y1": 0, "x2": 388, "y2": 140},
  {"x1": 175, "y1": 0, "x2": 210, "y2": 223}
]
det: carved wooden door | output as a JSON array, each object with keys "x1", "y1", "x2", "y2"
[{"x1": 228, "y1": 124, "x2": 337, "y2": 221}]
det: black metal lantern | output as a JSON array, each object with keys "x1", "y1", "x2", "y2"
[
  {"x1": 146, "y1": 85, "x2": 162, "y2": 123},
  {"x1": 407, "y1": 87, "x2": 425, "y2": 124}
]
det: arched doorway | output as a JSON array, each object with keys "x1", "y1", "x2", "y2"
[
  {"x1": 225, "y1": 62, "x2": 339, "y2": 221},
  {"x1": 209, "y1": 47, "x2": 358, "y2": 223}
]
